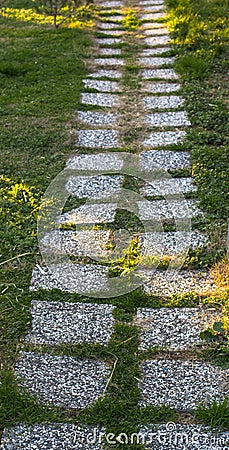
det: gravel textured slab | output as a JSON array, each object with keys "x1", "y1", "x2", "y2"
[
  {"x1": 140, "y1": 230, "x2": 206, "y2": 256},
  {"x1": 142, "y1": 69, "x2": 179, "y2": 80},
  {"x1": 94, "y1": 58, "x2": 124, "y2": 66},
  {"x1": 135, "y1": 307, "x2": 220, "y2": 350},
  {"x1": 141, "y1": 4, "x2": 165, "y2": 11},
  {"x1": 98, "y1": 30, "x2": 123, "y2": 37},
  {"x1": 77, "y1": 129, "x2": 119, "y2": 148},
  {"x1": 99, "y1": 0, "x2": 123, "y2": 7},
  {"x1": 95, "y1": 38, "x2": 122, "y2": 45},
  {"x1": 58, "y1": 204, "x2": 117, "y2": 225},
  {"x1": 15, "y1": 352, "x2": 110, "y2": 408},
  {"x1": 140, "y1": 177, "x2": 196, "y2": 196},
  {"x1": 143, "y1": 27, "x2": 169, "y2": 35},
  {"x1": 78, "y1": 111, "x2": 118, "y2": 126},
  {"x1": 83, "y1": 79, "x2": 120, "y2": 92},
  {"x1": 40, "y1": 229, "x2": 112, "y2": 258},
  {"x1": 141, "y1": 12, "x2": 166, "y2": 20},
  {"x1": 140, "y1": 359, "x2": 229, "y2": 410},
  {"x1": 26, "y1": 301, "x2": 115, "y2": 345},
  {"x1": 139, "y1": 0, "x2": 165, "y2": 4},
  {"x1": 89, "y1": 69, "x2": 122, "y2": 78},
  {"x1": 145, "y1": 111, "x2": 190, "y2": 126},
  {"x1": 99, "y1": 48, "x2": 122, "y2": 55},
  {"x1": 142, "y1": 82, "x2": 181, "y2": 93},
  {"x1": 104, "y1": 15, "x2": 123, "y2": 21},
  {"x1": 140, "y1": 150, "x2": 191, "y2": 170},
  {"x1": 81, "y1": 93, "x2": 120, "y2": 107},
  {"x1": 139, "y1": 57, "x2": 175, "y2": 67},
  {"x1": 141, "y1": 269, "x2": 216, "y2": 296},
  {"x1": 143, "y1": 95, "x2": 184, "y2": 109},
  {"x1": 1, "y1": 424, "x2": 106, "y2": 450},
  {"x1": 141, "y1": 47, "x2": 172, "y2": 55},
  {"x1": 144, "y1": 35, "x2": 170, "y2": 46},
  {"x1": 141, "y1": 21, "x2": 167, "y2": 29},
  {"x1": 138, "y1": 199, "x2": 201, "y2": 220},
  {"x1": 30, "y1": 264, "x2": 109, "y2": 293},
  {"x1": 143, "y1": 130, "x2": 186, "y2": 147},
  {"x1": 98, "y1": 21, "x2": 121, "y2": 29},
  {"x1": 66, "y1": 175, "x2": 123, "y2": 198},
  {"x1": 138, "y1": 424, "x2": 229, "y2": 449},
  {"x1": 66, "y1": 153, "x2": 123, "y2": 171}
]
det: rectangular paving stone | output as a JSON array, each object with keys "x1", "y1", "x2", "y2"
[
  {"x1": 95, "y1": 38, "x2": 122, "y2": 45},
  {"x1": 141, "y1": 5, "x2": 165, "y2": 11},
  {"x1": 140, "y1": 269, "x2": 216, "y2": 296},
  {"x1": 135, "y1": 307, "x2": 220, "y2": 350},
  {"x1": 141, "y1": 47, "x2": 172, "y2": 55},
  {"x1": 26, "y1": 301, "x2": 115, "y2": 345},
  {"x1": 40, "y1": 229, "x2": 112, "y2": 258},
  {"x1": 141, "y1": 12, "x2": 166, "y2": 20},
  {"x1": 83, "y1": 79, "x2": 120, "y2": 92},
  {"x1": 140, "y1": 177, "x2": 196, "y2": 196},
  {"x1": 66, "y1": 153, "x2": 123, "y2": 171},
  {"x1": 142, "y1": 69, "x2": 179, "y2": 80},
  {"x1": 138, "y1": 424, "x2": 229, "y2": 449},
  {"x1": 81, "y1": 93, "x2": 120, "y2": 107},
  {"x1": 144, "y1": 35, "x2": 169, "y2": 46},
  {"x1": 99, "y1": 48, "x2": 122, "y2": 55},
  {"x1": 143, "y1": 27, "x2": 169, "y2": 35},
  {"x1": 104, "y1": 15, "x2": 123, "y2": 21},
  {"x1": 89, "y1": 69, "x2": 122, "y2": 78},
  {"x1": 138, "y1": 199, "x2": 201, "y2": 220},
  {"x1": 66, "y1": 175, "x2": 123, "y2": 198},
  {"x1": 142, "y1": 81, "x2": 181, "y2": 93},
  {"x1": 1, "y1": 424, "x2": 106, "y2": 450},
  {"x1": 143, "y1": 130, "x2": 186, "y2": 147},
  {"x1": 145, "y1": 111, "x2": 190, "y2": 126},
  {"x1": 15, "y1": 352, "x2": 110, "y2": 408},
  {"x1": 30, "y1": 263, "x2": 110, "y2": 294},
  {"x1": 143, "y1": 95, "x2": 184, "y2": 109},
  {"x1": 99, "y1": 0, "x2": 123, "y2": 7},
  {"x1": 139, "y1": 56, "x2": 175, "y2": 67},
  {"x1": 140, "y1": 150, "x2": 191, "y2": 170},
  {"x1": 58, "y1": 204, "x2": 117, "y2": 225},
  {"x1": 139, "y1": 0, "x2": 165, "y2": 4},
  {"x1": 139, "y1": 230, "x2": 206, "y2": 257},
  {"x1": 141, "y1": 21, "x2": 167, "y2": 28},
  {"x1": 77, "y1": 129, "x2": 119, "y2": 148},
  {"x1": 78, "y1": 111, "x2": 118, "y2": 126},
  {"x1": 94, "y1": 58, "x2": 124, "y2": 66},
  {"x1": 98, "y1": 21, "x2": 121, "y2": 29},
  {"x1": 140, "y1": 359, "x2": 229, "y2": 410},
  {"x1": 98, "y1": 30, "x2": 123, "y2": 36}
]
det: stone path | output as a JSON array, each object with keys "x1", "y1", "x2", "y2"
[{"x1": 1, "y1": 0, "x2": 228, "y2": 448}]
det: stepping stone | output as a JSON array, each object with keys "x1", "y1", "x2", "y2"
[
  {"x1": 1, "y1": 424, "x2": 105, "y2": 450},
  {"x1": 95, "y1": 38, "x2": 122, "y2": 45},
  {"x1": 26, "y1": 301, "x2": 115, "y2": 345},
  {"x1": 139, "y1": 359, "x2": 229, "y2": 410},
  {"x1": 141, "y1": 47, "x2": 171, "y2": 55},
  {"x1": 139, "y1": 230, "x2": 206, "y2": 256},
  {"x1": 143, "y1": 27, "x2": 169, "y2": 35},
  {"x1": 142, "y1": 82, "x2": 181, "y2": 93},
  {"x1": 15, "y1": 352, "x2": 110, "y2": 408},
  {"x1": 94, "y1": 58, "x2": 124, "y2": 66},
  {"x1": 143, "y1": 95, "x2": 184, "y2": 109},
  {"x1": 98, "y1": 21, "x2": 121, "y2": 29},
  {"x1": 66, "y1": 175, "x2": 123, "y2": 198},
  {"x1": 99, "y1": 48, "x2": 122, "y2": 55},
  {"x1": 135, "y1": 307, "x2": 221, "y2": 350},
  {"x1": 78, "y1": 111, "x2": 118, "y2": 126},
  {"x1": 77, "y1": 129, "x2": 119, "y2": 148},
  {"x1": 30, "y1": 263, "x2": 110, "y2": 293},
  {"x1": 138, "y1": 199, "x2": 201, "y2": 220},
  {"x1": 139, "y1": 56, "x2": 175, "y2": 67},
  {"x1": 40, "y1": 229, "x2": 112, "y2": 258},
  {"x1": 144, "y1": 35, "x2": 170, "y2": 46},
  {"x1": 142, "y1": 69, "x2": 179, "y2": 80},
  {"x1": 141, "y1": 5, "x2": 165, "y2": 11},
  {"x1": 58, "y1": 204, "x2": 117, "y2": 225},
  {"x1": 98, "y1": 30, "x2": 123, "y2": 36},
  {"x1": 141, "y1": 21, "x2": 166, "y2": 28},
  {"x1": 143, "y1": 130, "x2": 186, "y2": 147},
  {"x1": 141, "y1": 269, "x2": 216, "y2": 296},
  {"x1": 138, "y1": 424, "x2": 229, "y2": 449},
  {"x1": 140, "y1": 150, "x2": 191, "y2": 170},
  {"x1": 81, "y1": 93, "x2": 120, "y2": 108},
  {"x1": 140, "y1": 177, "x2": 196, "y2": 196},
  {"x1": 83, "y1": 79, "x2": 120, "y2": 92},
  {"x1": 66, "y1": 152, "x2": 123, "y2": 171},
  {"x1": 139, "y1": 0, "x2": 165, "y2": 4},
  {"x1": 89, "y1": 69, "x2": 122, "y2": 78},
  {"x1": 145, "y1": 111, "x2": 190, "y2": 126},
  {"x1": 105, "y1": 15, "x2": 123, "y2": 21},
  {"x1": 141, "y1": 12, "x2": 167, "y2": 21},
  {"x1": 98, "y1": 0, "x2": 123, "y2": 7}
]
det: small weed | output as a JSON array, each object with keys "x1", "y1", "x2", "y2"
[{"x1": 195, "y1": 399, "x2": 229, "y2": 429}]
